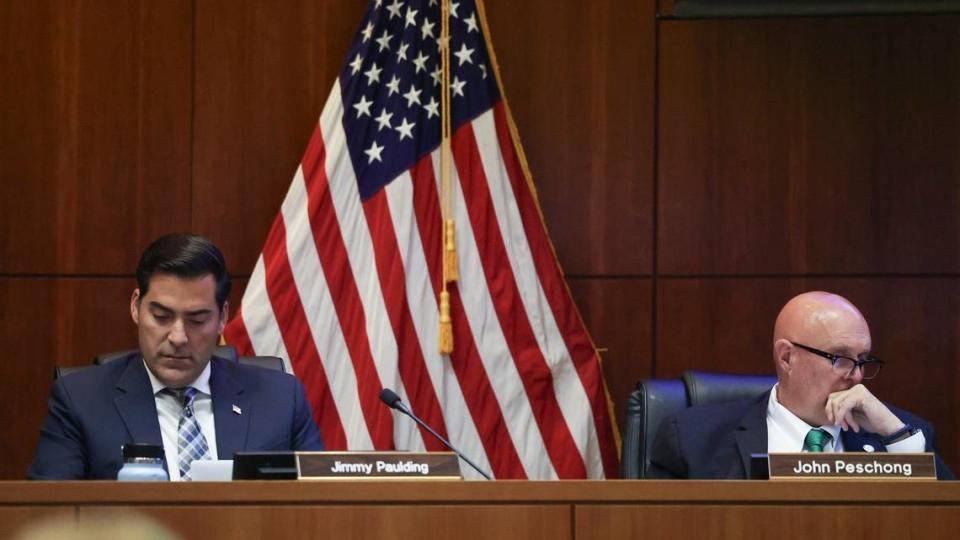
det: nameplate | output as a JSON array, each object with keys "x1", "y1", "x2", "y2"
[
  {"x1": 768, "y1": 452, "x2": 936, "y2": 480},
  {"x1": 295, "y1": 451, "x2": 461, "y2": 480}
]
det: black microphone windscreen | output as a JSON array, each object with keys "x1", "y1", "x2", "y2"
[{"x1": 380, "y1": 388, "x2": 402, "y2": 409}]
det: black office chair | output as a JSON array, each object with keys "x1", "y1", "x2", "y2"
[
  {"x1": 53, "y1": 365, "x2": 87, "y2": 379},
  {"x1": 54, "y1": 346, "x2": 286, "y2": 379},
  {"x1": 621, "y1": 370, "x2": 776, "y2": 479},
  {"x1": 237, "y1": 355, "x2": 285, "y2": 372},
  {"x1": 93, "y1": 345, "x2": 239, "y2": 366}
]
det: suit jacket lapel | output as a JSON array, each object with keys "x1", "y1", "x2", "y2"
[
  {"x1": 210, "y1": 357, "x2": 250, "y2": 460},
  {"x1": 114, "y1": 357, "x2": 164, "y2": 446},
  {"x1": 731, "y1": 391, "x2": 771, "y2": 478}
]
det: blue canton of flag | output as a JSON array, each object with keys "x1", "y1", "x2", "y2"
[{"x1": 339, "y1": 0, "x2": 500, "y2": 200}]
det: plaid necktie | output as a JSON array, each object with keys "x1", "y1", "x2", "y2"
[
  {"x1": 166, "y1": 386, "x2": 211, "y2": 480},
  {"x1": 803, "y1": 428, "x2": 833, "y2": 453}
]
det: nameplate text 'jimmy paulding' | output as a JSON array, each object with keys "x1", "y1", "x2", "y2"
[{"x1": 295, "y1": 451, "x2": 461, "y2": 480}]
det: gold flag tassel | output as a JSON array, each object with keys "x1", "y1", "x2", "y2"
[
  {"x1": 438, "y1": 0, "x2": 454, "y2": 354},
  {"x1": 438, "y1": 290, "x2": 453, "y2": 354},
  {"x1": 443, "y1": 218, "x2": 459, "y2": 282}
]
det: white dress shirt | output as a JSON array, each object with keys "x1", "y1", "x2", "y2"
[
  {"x1": 144, "y1": 360, "x2": 219, "y2": 481},
  {"x1": 766, "y1": 383, "x2": 924, "y2": 453}
]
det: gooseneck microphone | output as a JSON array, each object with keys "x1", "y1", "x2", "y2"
[{"x1": 379, "y1": 388, "x2": 493, "y2": 480}]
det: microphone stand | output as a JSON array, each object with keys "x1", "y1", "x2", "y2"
[{"x1": 381, "y1": 389, "x2": 492, "y2": 480}]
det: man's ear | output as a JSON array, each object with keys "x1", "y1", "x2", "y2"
[
  {"x1": 218, "y1": 301, "x2": 229, "y2": 333},
  {"x1": 773, "y1": 339, "x2": 793, "y2": 374},
  {"x1": 130, "y1": 289, "x2": 142, "y2": 325}
]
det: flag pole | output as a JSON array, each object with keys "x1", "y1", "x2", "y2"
[{"x1": 438, "y1": 0, "x2": 455, "y2": 354}]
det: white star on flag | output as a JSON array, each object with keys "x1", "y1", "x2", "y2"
[
  {"x1": 386, "y1": 0, "x2": 403, "y2": 19},
  {"x1": 354, "y1": 95, "x2": 373, "y2": 117},
  {"x1": 395, "y1": 117, "x2": 415, "y2": 140},
  {"x1": 403, "y1": 84, "x2": 422, "y2": 107},
  {"x1": 423, "y1": 97, "x2": 439, "y2": 118},
  {"x1": 364, "y1": 64, "x2": 382, "y2": 85},
  {"x1": 386, "y1": 75, "x2": 401, "y2": 96},
  {"x1": 454, "y1": 43, "x2": 474, "y2": 66},
  {"x1": 349, "y1": 53, "x2": 363, "y2": 75},
  {"x1": 364, "y1": 140, "x2": 384, "y2": 163},
  {"x1": 421, "y1": 19, "x2": 435, "y2": 40},
  {"x1": 412, "y1": 52, "x2": 429, "y2": 73},
  {"x1": 450, "y1": 76, "x2": 466, "y2": 97},
  {"x1": 397, "y1": 43, "x2": 409, "y2": 62},
  {"x1": 464, "y1": 12, "x2": 479, "y2": 33},
  {"x1": 375, "y1": 31, "x2": 393, "y2": 53},
  {"x1": 374, "y1": 108, "x2": 393, "y2": 131}
]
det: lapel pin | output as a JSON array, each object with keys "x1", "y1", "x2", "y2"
[
  {"x1": 232, "y1": 404, "x2": 242, "y2": 415},
  {"x1": 862, "y1": 444, "x2": 875, "y2": 452}
]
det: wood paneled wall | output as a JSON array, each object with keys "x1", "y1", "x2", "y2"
[{"x1": 1, "y1": 1, "x2": 957, "y2": 479}]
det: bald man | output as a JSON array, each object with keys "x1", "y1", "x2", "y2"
[{"x1": 648, "y1": 291, "x2": 954, "y2": 479}]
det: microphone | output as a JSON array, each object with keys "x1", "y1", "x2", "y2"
[{"x1": 379, "y1": 388, "x2": 492, "y2": 480}]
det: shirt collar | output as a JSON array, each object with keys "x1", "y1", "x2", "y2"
[
  {"x1": 767, "y1": 384, "x2": 842, "y2": 451},
  {"x1": 144, "y1": 357, "x2": 213, "y2": 396}
]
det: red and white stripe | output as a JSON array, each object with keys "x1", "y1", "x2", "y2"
[{"x1": 224, "y1": 82, "x2": 619, "y2": 479}]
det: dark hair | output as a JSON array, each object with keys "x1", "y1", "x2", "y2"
[{"x1": 135, "y1": 234, "x2": 231, "y2": 309}]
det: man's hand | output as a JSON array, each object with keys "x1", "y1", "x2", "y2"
[{"x1": 824, "y1": 384, "x2": 904, "y2": 436}]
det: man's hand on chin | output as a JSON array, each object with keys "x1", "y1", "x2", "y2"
[{"x1": 824, "y1": 384, "x2": 905, "y2": 437}]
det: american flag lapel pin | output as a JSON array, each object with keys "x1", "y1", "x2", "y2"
[{"x1": 232, "y1": 404, "x2": 242, "y2": 415}]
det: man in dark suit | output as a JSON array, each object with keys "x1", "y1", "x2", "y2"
[
  {"x1": 649, "y1": 291, "x2": 954, "y2": 480},
  {"x1": 29, "y1": 234, "x2": 323, "y2": 480}
]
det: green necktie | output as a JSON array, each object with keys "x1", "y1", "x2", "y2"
[{"x1": 803, "y1": 428, "x2": 833, "y2": 453}]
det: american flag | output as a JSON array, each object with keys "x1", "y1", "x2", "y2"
[{"x1": 222, "y1": 0, "x2": 619, "y2": 479}]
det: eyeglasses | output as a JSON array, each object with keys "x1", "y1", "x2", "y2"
[{"x1": 789, "y1": 341, "x2": 884, "y2": 379}]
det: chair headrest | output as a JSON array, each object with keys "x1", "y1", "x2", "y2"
[
  {"x1": 94, "y1": 345, "x2": 239, "y2": 365},
  {"x1": 681, "y1": 370, "x2": 776, "y2": 407},
  {"x1": 239, "y1": 356, "x2": 286, "y2": 373},
  {"x1": 53, "y1": 365, "x2": 86, "y2": 380}
]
